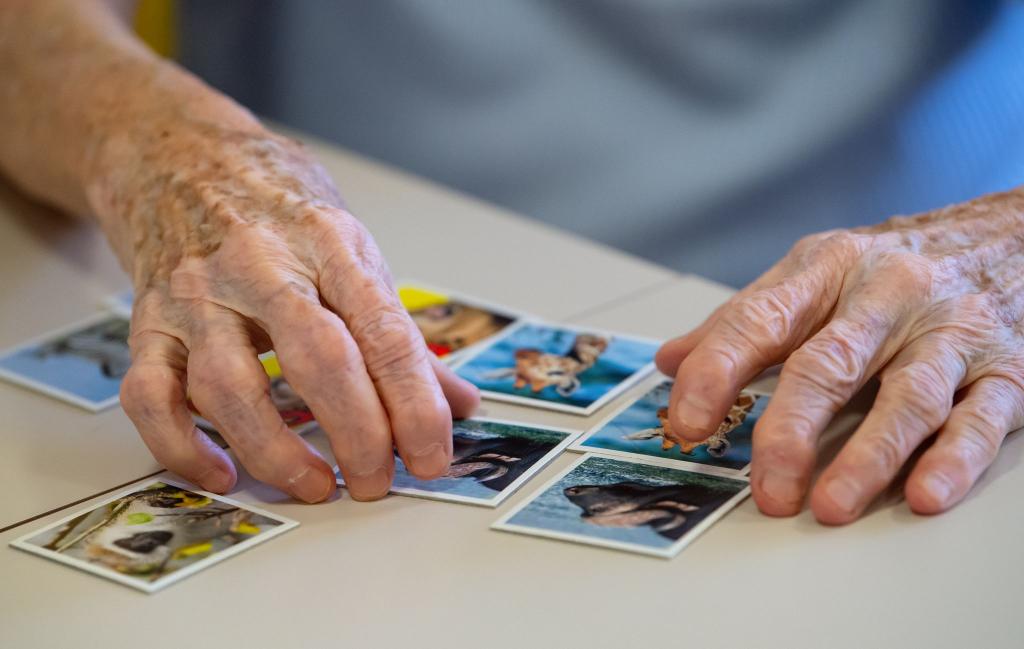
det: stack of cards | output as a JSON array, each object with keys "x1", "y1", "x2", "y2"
[{"x1": 6, "y1": 281, "x2": 768, "y2": 593}]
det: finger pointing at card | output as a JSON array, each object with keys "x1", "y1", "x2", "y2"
[{"x1": 657, "y1": 194, "x2": 1024, "y2": 523}]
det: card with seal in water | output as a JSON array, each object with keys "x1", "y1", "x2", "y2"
[{"x1": 492, "y1": 453, "x2": 749, "y2": 558}]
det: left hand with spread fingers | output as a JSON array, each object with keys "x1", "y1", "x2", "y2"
[{"x1": 656, "y1": 189, "x2": 1024, "y2": 524}]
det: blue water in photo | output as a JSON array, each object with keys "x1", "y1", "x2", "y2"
[
  {"x1": 505, "y1": 456, "x2": 747, "y2": 550},
  {"x1": 0, "y1": 316, "x2": 129, "y2": 405},
  {"x1": 580, "y1": 382, "x2": 765, "y2": 471},
  {"x1": 455, "y1": 324, "x2": 658, "y2": 409}
]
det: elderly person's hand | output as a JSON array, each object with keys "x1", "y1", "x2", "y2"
[
  {"x1": 0, "y1": 0, "x2": 479, "y2": 503},
  {"x1": 656, "y1": 191, "x2": 1024, "y2": 523},
  {"x1": 110, "y1": 123, "x2": 480, "y2": 503}
]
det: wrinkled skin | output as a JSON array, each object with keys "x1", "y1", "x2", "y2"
[
  {"x1": 657, "y1": 189, "x2": 1024, "y2": 523},
  {"x1": 91, "y1": 119, "x2": 480, "y2": 502}
]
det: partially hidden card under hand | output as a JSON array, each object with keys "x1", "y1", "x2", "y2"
[
  {"x1": 492, "y1": 454, "x2": 749, "y2": 558},
  {"x1": 191, "y1": 352, "x2": 317, "y2": 437},
  {"x1": 0, "y1": 312, "x2": 130, "y2": 411},
  {"x1": 451, "y1": 320, "x2": 658, "y2": 416},
  {"x1": 10, "y1": 479, "x2": 298, "y2": 593},
  {"x1": 398, "y1": 282, "x2": 522, "y2": 361},
  {"x1": 335, "y1": 417, "x2": 578, "y2": 507},
  {"x1": 570, "y1": 378, "x2": 768, "y2": 476}
]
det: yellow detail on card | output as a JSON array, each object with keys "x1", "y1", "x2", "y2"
[
  {"x1": 398, "y1": 285, "x2": 449, "y2": 312},
  {"x1": 233, "y1": 521, "x2": 261, "y2": 535},
  {"x1": 260, "y1": 353, "x2": 282, "y2": 378},
  {"x1": 173, "y1": 541, "x2": 213, "y2": 559}
]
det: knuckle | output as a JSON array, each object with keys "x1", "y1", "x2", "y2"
[
  {"x1": 757, "y1": 423, "x2": 815, "y2": 470},
  {"x1": 120, "y1": 367, "x2": 168, "y2": 422},
  {"x1": 789, "y1": 330, "x2": 866, "y2": 399},
  {"x1": 724, "y1": 286, "x2": 798, "y2": 353},
  {"x1": 872, "y1": 251, "x2": 936, "y2": 300},
  {"x1": 347, "y1": 306, "x2": 427, "y2": 378},
  {"x1": 860, "y1": 429, "x2": 912, "y2": 474},
  {"x1": 949, "y1": 411, "x2": 1003, "y2": 467},
  {"x1": 816, "y1": 231, "x2": 864, "y2": 265},
  {"x1": 780, "y1": 349, "x2": 853, "y2": 410},
  {"x1": 190, "y1": 354, "x2": 268, "y2": 415},
  {"x1": 882, "y1": 360, "x2": 953, "y2": 432}
]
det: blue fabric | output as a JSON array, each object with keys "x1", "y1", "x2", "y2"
[{"x1": 180, "y1": 0, "x2": 1022, "y2": 286}]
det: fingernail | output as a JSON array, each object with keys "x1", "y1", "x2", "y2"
[
  {"x1": 347, "y1": 466, "x2": 391, "y2": 500},
  {"x1": 677, "y1": 393, "x2": 714, "y2": 433},
  {"x1": 196, "y1": 465, "x2": 231, "y2": 493},
  {"x1": 922, "y1": 472, "x2": 954, "y2": 506},
  {"x1": 287, "y1": 465, "x2": 334, "y2": 503},
  {"x1": 823, "y1": 476, "x2": 861, "y2": 514},
  {"x1": 759, "y1": 470, "x2": 803, "y2": 506},
  {"x1": 409, "y1": 442, "x2": 450, "y2": 477}
]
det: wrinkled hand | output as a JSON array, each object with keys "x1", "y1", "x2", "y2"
[
  {"x1": 91, "y1": 121, "x2": 479, "y2": 502},
  {"x1": 656, "y1": 190, "x2": 1024, "y2": 523}
]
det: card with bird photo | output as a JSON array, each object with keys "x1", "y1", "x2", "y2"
[
  {"x1": 451, "y1": 320, "x2": 659, "y2": 415},
  {"x1": 570, "y1": 379, "x2": 768, "y2": 475},
  {"x1": 0, "y1": 312, "x2": 131, "y2": 411},
  {"x1": 492, "y1": 454, "x2": 749, "y2": 558},
  {"x1": 397, "y1": 282, "x2": 524, "y2": 362},
  {"x1": 335, "y1": 417, "x2": 579, "y2": 507},
  {"x1": 10, "y1": 479, "x2": 298, "y2": 593}
]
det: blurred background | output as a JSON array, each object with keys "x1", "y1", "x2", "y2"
[{"x1": 138, "y1": 1, "x2": 1024, "y2": 287}]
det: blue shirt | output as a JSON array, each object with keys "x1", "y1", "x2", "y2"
[{"x1": 180, "y1": 0, "x2": 1024, "y2": 286}]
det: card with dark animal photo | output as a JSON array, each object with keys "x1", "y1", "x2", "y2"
[
  {"x1": 0, "y1": 313, "x2": 130, "y2": 411},
  {"x1": 451, "y1": 320, "x2": 659, "y2": 415},
  {"x1": 493, "y1": 454, "x2": 749, "y2": 558},
  {"x1": 335, "y1": 417, "x2": 578, "y2": 506},
  {"x1": 571, "y1": 379, "x2": 768, "y2": 475},
  {"x1": 10, "y1": 479, "x2": 298, "y2": 593},
  {"x1": 398, "y1": 282, "x2": 523, "y2": 361}
]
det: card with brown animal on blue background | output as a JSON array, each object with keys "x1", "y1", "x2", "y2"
[{"x1": 451, "y1": 320, "x2": 659, "y2": 416}]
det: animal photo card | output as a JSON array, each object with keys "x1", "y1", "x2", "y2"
[
  {"x1": 398, "y1": 282, "x2": 523, "y2": 361},
  {"x1": 336, "y1": 418, "x2": 578, "y2": 507},
  {"x1": 493, "y1": 454, "x2": 750, "y2": 558},
  {"x1": 0, "y1": 312, "x2": 131, "y2": 411},
  {"x1": 452, "y1": 320, "x2": 659, "y2": 415},
  {"x1": 10, "y1": 480, "x2": 298, "y2": 593},
  {"x1": 571, "y1": 379, "x2": 767, "y2": 475}
]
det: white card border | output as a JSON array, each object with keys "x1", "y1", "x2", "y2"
[
  {"x1": 336, "y1": 416, "x2": 580, "y2": 507},
  {"x1": 0, "y1": 311, "x2": 131, "y2": 412},
  {"x1": 10, "y1": 477, "x2": 299, "y2": 594},
  {"x1": 102, "y1": 290, "x2": 134, "y2": 318},
  {"x1": 450, "y1": 319, "x2": 660, "y2": 416},
  {"x1": 568, "y1": 377, "x2": 773, "y2": 477},
  {"x1": 491, "y1": 453, "x2": 750, "y2": 559}
]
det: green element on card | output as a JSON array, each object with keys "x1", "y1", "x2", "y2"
[{"x1": 126, "y1": 512, "x2": 153, "y2": 525}]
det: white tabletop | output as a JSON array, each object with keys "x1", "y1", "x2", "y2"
[{"x1": 1, "y1": 133, "x2": 1021, "y2": 649}]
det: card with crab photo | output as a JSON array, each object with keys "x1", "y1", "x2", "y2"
[
  {"x1": 397, "y1": 281, "x2": 526, "y2": 362},
  {"x1": 10, "y1": 479, "x2": 298, "y2": 593},
  {"x1": 451, "y1": 320, "x2": 660, "y2": 416},
  {"x1": 493, "y1": 454, "x2": 750, "y2": 558},
  {"x1": 569, "y1": 378, "x2": 769, "y2": 476},
  {"x1": 335, "y1": 417, "x2": 578, "y2": 507}
]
